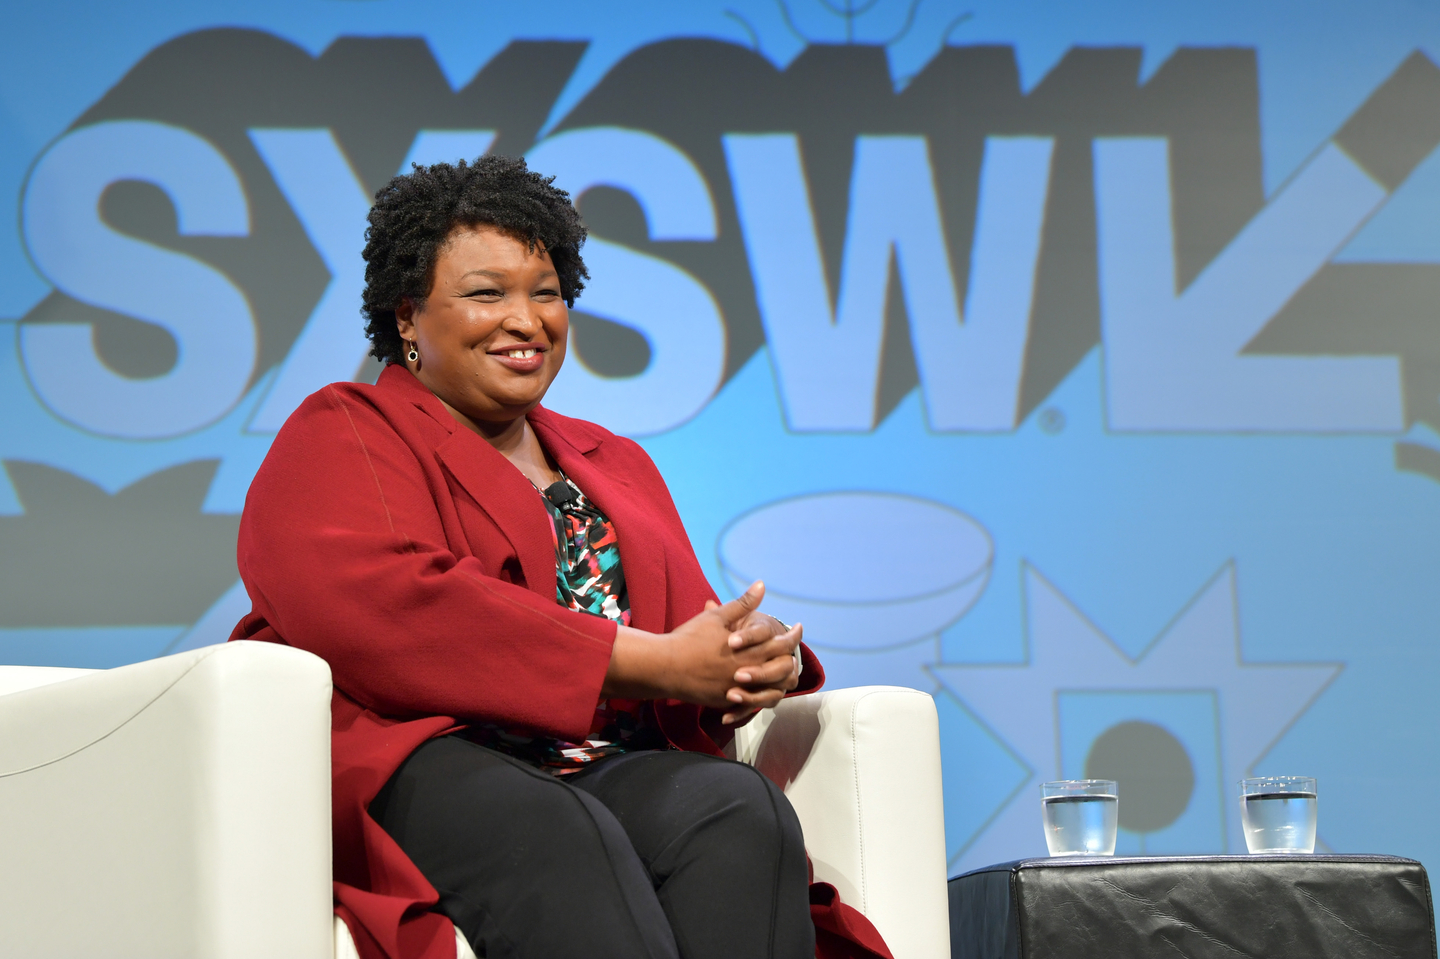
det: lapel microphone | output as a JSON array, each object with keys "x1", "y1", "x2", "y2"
[{"x1": 543, "y1": 479, "x2": 576, "y2": 508}]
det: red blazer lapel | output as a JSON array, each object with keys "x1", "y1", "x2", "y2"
[
  {"x1": 374, "y1": 369, "x2": 669, "y2": 629},
  {"x1": 432, "y1": 431, "x2": 558, "y2": 598},
  {"x1": 378, "y1": 366, "x2": 558, "y2": 599},
  {"x1": 532, "y1": 407, "x2": 671, "y2": 635}
]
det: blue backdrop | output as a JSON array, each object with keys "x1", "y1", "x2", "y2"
[{"x1": 4, "y1": 0, "x2": 1440, "y2": 875}]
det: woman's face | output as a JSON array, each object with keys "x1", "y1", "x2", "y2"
[{"x1": 395, "y1": 223, "x2": 569, "y2": 434}]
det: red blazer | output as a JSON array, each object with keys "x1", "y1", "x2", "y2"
[{"x1": 230, "y1": 365, "x2": 845, "y2": 959}]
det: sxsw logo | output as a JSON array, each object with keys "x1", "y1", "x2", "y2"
[{"x1": 14, "y1": 31, "x2": 1440, "y2": 444}]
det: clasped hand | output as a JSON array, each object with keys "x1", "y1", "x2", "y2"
[{"x1": 603, "y1": 581, "x2": 803, "y2": 726}]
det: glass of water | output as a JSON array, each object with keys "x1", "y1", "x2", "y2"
[
  {"x1": 1240, "y1": 776, "x2": 1317, "y2": 853},
  {"x1": 1041, "y1": 780, "x2": 1118, "y2": 856}
]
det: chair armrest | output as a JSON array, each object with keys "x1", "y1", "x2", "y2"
[
  {"x1": 0, "y1": 665, "x2": 98, "y2": 696},
  {"x1": 0, "y1": 641, "x2": 334, "y2": 959},
  {"x1": 735, "y1": 685, "x2": 951, "y2": 959}
]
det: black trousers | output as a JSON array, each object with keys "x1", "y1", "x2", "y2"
[{"x1": 369, "y1": 735, "x2": 815, "y2": 959}]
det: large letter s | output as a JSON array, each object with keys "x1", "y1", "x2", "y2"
[
  {"x1": 21, "y1": 120, "x2": 256, "y2": 438},
  {"x1": 526, "y1": 127, "x2": 725, "y2": 437}
]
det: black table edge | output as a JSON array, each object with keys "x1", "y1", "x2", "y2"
[{"x1": 951, "y1": 853, "x2": 1425, "y2": 881}]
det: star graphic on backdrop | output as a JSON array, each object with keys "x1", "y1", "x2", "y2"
[{"x1": 930, "y1": 561, "x2": 1341, "y2": 872}]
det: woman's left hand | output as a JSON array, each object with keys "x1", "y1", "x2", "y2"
[{"x1": 704, "y1": 600, "x2": 804, "y2": 725}]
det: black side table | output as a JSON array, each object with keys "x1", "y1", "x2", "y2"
[{"x1": 948, "y1": 854, "x2": 1436, "y2": 959}]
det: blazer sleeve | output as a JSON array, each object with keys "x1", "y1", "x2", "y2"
[{"x1": 236, "y1": 386, "x2": 615, "y2": 743}]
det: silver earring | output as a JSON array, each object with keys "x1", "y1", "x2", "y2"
[{"x1": 406, "y1": 343, "x2": 418, "y2": 363}]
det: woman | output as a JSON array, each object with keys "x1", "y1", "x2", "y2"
[{"x1": 231, "y1": 155, "x2": 883, "y2": 959}]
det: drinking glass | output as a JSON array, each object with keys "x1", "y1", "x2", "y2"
[
  {"x1": 1041, "y1": 780, "x2": 1118, "y2": 856},
  {"x1": 1239, "y1": 776, "x2": 1317, "y2": 853}
]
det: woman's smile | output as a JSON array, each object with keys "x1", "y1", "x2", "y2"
[{"x1": 487, "y1": 342, "x2": 547, "y2": 372}]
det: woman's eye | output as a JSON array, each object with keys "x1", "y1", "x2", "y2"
[
  {"x1": 468, "y1": 288, "x2": 503, "y2": 298},
  {"x1": 534, "y1": 288, "x2": 560, "y2": 299}
]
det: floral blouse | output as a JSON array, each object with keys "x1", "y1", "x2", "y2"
[{"x1": 465, "y1": 473, "x2": 663, "y2": 774}]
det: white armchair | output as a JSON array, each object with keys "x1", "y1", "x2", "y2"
[{"x1": 0, "y1": 641, "x2": 949, "y2": 959}]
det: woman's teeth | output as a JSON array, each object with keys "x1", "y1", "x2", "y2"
[{"x1": 505, "y1": 349, "x2": 537, "y2": 359}]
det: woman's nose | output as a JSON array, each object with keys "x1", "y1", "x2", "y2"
[{"x1": 502, "y1": 303, "x2": 543, "y2": 338}]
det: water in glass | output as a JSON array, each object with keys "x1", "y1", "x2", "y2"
[
  {"x1": 1042, "y1": 793, "x2": 1118, "y2": 856},
  {"x1": 1241, "y1": 791, "x2": 1317, "y2": 853}
]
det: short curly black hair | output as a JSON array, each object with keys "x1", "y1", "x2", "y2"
[{"x1": 361, "y1": 153, "x2": 588, "y2": 364}]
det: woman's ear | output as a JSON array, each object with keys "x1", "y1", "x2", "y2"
[{"x1": 395, "y1": 297, "x2": 416, "y2": 340}]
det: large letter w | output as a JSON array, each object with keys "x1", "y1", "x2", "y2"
[{"x1": 725, "y1": 134, "x2": 1052, "y2": 431}]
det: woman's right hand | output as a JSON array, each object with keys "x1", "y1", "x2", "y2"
[{"x1": 602, "y1": 582, "x2": 801, "y2": 718}]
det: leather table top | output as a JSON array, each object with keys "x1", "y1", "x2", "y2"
[{"x1": 948, "y1": 854, "x2": 1436, "y2": 959}]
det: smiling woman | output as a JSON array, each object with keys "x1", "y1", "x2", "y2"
[
  {"x1": 393, "y1": 224, "x2": 574, "y2": 489},
  {"x1": 228, "y1": 154, "x2": 877, "y2": 959}
]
